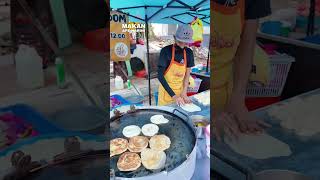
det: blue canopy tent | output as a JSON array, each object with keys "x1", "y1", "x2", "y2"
[{"x1": 111, "y1": 0, "x2": 210, "y2": 105}]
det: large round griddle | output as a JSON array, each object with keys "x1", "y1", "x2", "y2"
[{"x1": 110, "y1": 107, "x2": 196, "y2": 178}]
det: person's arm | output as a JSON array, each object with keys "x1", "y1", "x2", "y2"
[
  {"x1": 231, "y1": 20, "x2": 258, "y2": 102},
  {"x1": 158, "y1": 67, "x2": 175, "y2": 97},
  {"x1": 232, "y1": 0, "x2": 271, "y2": 98},
  {"x1": 214, "y1": 0, "x2": 272, "y2": 140},
  {"x1": 157, "y1": 47, "x2": 177, "y2": 97},
  {"x1": 227, "y1": 19, "x2": 270, "y2": 133},
  {"x1": 182, "y1": 68, "x2": 191, "y2": 94},
  {"x1": 181, "y1": 49, "x2": 195, "y2": 103}
]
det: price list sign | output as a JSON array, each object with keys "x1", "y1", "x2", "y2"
[{"x1": 110, "y1": 11, "x2": 130, "y2": 61}]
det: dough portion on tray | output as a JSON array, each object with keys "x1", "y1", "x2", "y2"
[
  {"x1": 193, "y1": 91, "x2": 210, "y2": 106},
  {"x1": 224, "y1": 133, "x2": 292, "y2": 159},
  {"x1": 180, "y1": 103, "x2": 201, "y2": 112},
  {"x1": 268, "y1": 95, "x2": 320, "y2": 137}
]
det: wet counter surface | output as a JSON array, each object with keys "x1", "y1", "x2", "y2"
[{"x1": 212, "y1": 89, "x2": 320, "y2": 180}]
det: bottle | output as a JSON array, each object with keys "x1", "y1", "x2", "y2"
[
  {"x1": 126, "y1": 79, "x2": 132, "y2": 90},
  {"x1": 15, "y1": 44, "x2": 44, "y2": 89},
  {"x1": 55, "y1": 57, "x2": 66, "y2": 88},
  {"x1": 115, "y1": 76, "x2": 124, "y2": 90}
]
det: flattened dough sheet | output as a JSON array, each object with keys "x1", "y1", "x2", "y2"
[
  {"x1": 225, "y1": 133, "x2": 292, "y2": 159},
  {"x1": 268, "y1": 95, "x2": 320, "y2": 137}
]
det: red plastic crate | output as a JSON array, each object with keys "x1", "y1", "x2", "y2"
[
  {"x1": 245, "y1": 97, "x2": 281, "y2": 111},
  {"x1": 187, "y1": 92, "x2": 197, "y2": 96},
  {"x1": 82, "y1": 28, "x2": 107, "y2": 52}
]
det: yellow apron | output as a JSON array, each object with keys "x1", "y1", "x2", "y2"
[
  {"x1": 211, "y1": 0, "x2": 245, "y2": 111},
  {"x1": 158, "y1": 45, "x2": 187, "y2": 106}
]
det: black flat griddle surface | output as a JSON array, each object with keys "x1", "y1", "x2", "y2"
[{"x1": 110, "y1": 109, "x2": 196, "y2": 178}]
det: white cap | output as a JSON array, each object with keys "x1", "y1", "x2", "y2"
[{"x1": 174, "y1": 24, "x2": 193, "y2": 43}]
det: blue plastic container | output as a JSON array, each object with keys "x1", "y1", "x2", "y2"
[
  {"x1": 0, "y1": 104, "x2": 63, "y2": 134},
  {"x1": 125, "y1": 95, "x2": 144, "y2": 105},
  {"x1": 110, "y1": 94, "x2": 130, "y2": 108},
  {"x1": 191, "y1": 67, "x2": 200, "y2": 73},
  {"x1": 154, "y1": 91, "x2": 159, "y2": 106},
  {"x1": 261, "y1": 21, "x2": 282, "y2": 36},
  {"x1": 303, "y1": 35, "x2": 320, "y2": 45}
]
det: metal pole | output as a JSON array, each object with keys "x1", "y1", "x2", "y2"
[
  {"x1": 145, "y1": 8, "x2": 152, "y2": 105},
  {"x1": 206, "y1": 38, "x2": 210, "y2": 72},
  {"x1": 307, "y1": 0, "x2": 316, "y2": 36},
  {"x1": 206, "y1": 51, "x2": 209, "y2": 72}
]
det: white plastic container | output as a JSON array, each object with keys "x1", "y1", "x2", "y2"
[
  {"x1": 246, "y1": 53, "x2": 295, "y2": 97},
  {"x1": 114, "y1": 76, "x2": 124, "y2": 90},
  {"x1": 187, "y1": 78, "x2": 202, "y2": 93},
  {"x1": 15, "y1": 44, "x2": 44, "y2": 89},
  {"x1": 205, "y1": 125, "x2": 210, "y2": 158}
]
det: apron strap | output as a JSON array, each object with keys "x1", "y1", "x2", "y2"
[
  {"x1": 164, "y1": 45, "x2": 176, "y2": 75},
  {"x1": 183, "y1": 48, "x2": 187, "y2": 67}
]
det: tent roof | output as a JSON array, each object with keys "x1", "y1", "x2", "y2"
[{"x1": 110, "y1": 0, "x2": 210, "y2": 26}]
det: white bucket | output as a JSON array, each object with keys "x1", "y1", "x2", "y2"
[
  {"x1": 114, "y1": 76, "x2": 124, "y2": 90},
  {"x1": 15, "y1": 44, "x2": 44, "y2": 89}
]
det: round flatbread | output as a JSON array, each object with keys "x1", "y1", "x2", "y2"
[
  {"x1": 117, "y1": 152, "x2": 141, "y2": 171},
  {"x1": 141, "y1": 148, "x2": 166, "y2": 170},
  {"x1": 225, "y1": 133, "x2": 292, "y2": 159},
  {"x1": 128, "y1": 136, "x2": 149, "y2": 152},
  {"x1": 141, "y1": 124, "x2": 159, "y2": 137},
  {"x1": 149, "y1": 134, "x2": 171, "y2": 151},
  {"x1": 180, "y1": 103, "x2": 201, "y2": 112},
  {"x1": 110, "y1": 138, "x2": 128, "y2": 157},
  {"x1": 122, "y1": 125, "x2": 141, "y2": 138},
  {"x1": 150, "y1": 115, "x2": 169, "y2": 124}
]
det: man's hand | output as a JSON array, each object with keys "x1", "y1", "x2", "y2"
[
  {"x1": 226, "y1": 100, "x2": 271, "y2": 134},
  {"x1": 181, "y1": 93, "x2": 192, "y2": 104},
  {"x1": 173, "y1": 95, "x2": 185, "y2": 106},
  {"x1": 213, "y1": 112, "x2": 241, "y2": 141}
]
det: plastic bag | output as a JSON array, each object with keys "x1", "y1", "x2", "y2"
[
  {"x1": 250, "y1": 45, "x2": 271, "y2": 86},
  {"x1": 190, "y1": 17, "x2": 204, "y2": 47}
]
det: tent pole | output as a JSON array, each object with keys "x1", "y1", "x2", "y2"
[
  {"x1": 206, "y1": 37, "x2": 210, "y2": 73},
  {"x1": 307, "y1": 0, "x2": 315, "y2": 36},
  {"x1": 145, "y1": 13, "x2": 152, "y2": 106}
]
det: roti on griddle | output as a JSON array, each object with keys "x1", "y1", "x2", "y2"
[
  {"x1": 141, "y1": 148, "x2": 166, "y2": 170},
  {"x1": 128, "y1": 136, "x2": 149, "y2": 152},
  {"x1": 150, "y1": 115, "x2": 169, "y2": 124},
  {"x1": 149, "y1": 134, "x2": 171, "y2": 151},
  {"x1": 122, "y1": 125, "x2": 141, "y2": 138},
  {"x1": 110, "y1": 138, "x2": 128, "y2": 157},
  {"x1": 117, "y1": 152, "x2": 141, "y2": 171},
  {"x1": 141, "y1": 124, "x2": 159, "y2": 137}
]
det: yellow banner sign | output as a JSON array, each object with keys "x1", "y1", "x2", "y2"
[{"x1": 110, "y1": 11, "x2": 130, "y2": 61}]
